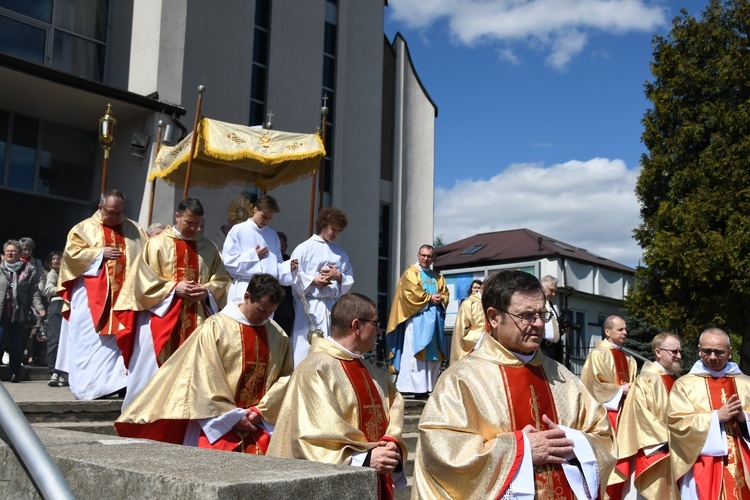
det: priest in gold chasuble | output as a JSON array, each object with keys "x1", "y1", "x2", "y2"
[
  {"x1": 56, "y1": 189, "x2": 147, "y2": 400},
  {"x1": 579, "y1": 315, "x2": 637, "y2": 433},
  {"x1": 268, "y1": 293, "x2": 407, "y2": 499},
  {"x1": 115, "y1": 198, "x2": 230, "y2": 409},
  {"x1": 412, "y1": 270, "x2": 615, "y2": 499},
  {"x1": 607, "y1": 333, "x2": 682, "y2": 499},
  {"x1": 449, "y1": 286, "x2": 485, "y2": 364},
  {"x1": 115, "y1": 274, "x2": 292, "y2": 455},
  {"x1": 668, "y1": 328, "x2": 750, "y2": 500}
]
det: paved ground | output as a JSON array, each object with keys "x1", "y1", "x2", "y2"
[{"x1": 2, "y1": 380, "x2": 77, "y2": 403}]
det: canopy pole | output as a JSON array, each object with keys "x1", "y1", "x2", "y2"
[
  {"x1": 308, "y1": 168, "x2": 317, "y2": 236},
  {"x1": 147, "y1": 120, "x2": 164, "y2": 227},
  {"x1": 317, "y1": 95, "x2": 329, "y2": 210},
  {"x1": 184, "y1": 84, "x2": 206, "y2": 199}
]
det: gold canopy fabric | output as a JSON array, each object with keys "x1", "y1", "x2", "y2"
[{"x1": 148, "y1": 118, "x2": 325, "y2": 191}]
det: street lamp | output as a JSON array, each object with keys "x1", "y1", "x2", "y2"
[{"x1": 99, "y1": 103, "x2": 117, "y2": 193}]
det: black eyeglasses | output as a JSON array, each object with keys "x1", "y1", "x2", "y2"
[
  {"x1": 505, "y1": 311, "x2": 553, "y2": 325},
  {"x1": 358, "y1": 318, "x2": 380, "y2": 327},
  {"x1": 658, "y1": 348, "x2": 683, "y2": 356},
  {"x1": 699, "y1": 348, "x2": 728, "y2": 357}
]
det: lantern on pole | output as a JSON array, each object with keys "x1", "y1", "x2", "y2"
[{"x1": 99, "y1": 103, "x2": 117, "y2": 193}]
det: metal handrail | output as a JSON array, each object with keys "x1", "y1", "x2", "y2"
[
  {"x1": 622, "y1": 346, "x2": 651, "y2": 365},
  {"x1": 0, "y1": 383, "x2": 75, "y2": 499}
]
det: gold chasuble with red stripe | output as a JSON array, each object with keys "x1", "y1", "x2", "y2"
[
  {"x1": 198, "y1": 324, "x2": 271, "y2": 454},
  {"x1": 151, "y1": 239, "x2": 206, "y2": 365},
  {"x1": 267, "y1": 338, "x2": 407, "y2": 500},
  {"x1": 608, "y1": 361, "x2": 678, "y2": 500},
  {"x1": 83, "y1": 224, "x2": 128, "y2": 335},
  {"x1": 634, "y1": 374, "x2": 676, "y2": 477},
  {"x1": 501, "y1": 364, "x2": 574, "y2": 499},
  {"x1": 340, "y1": 358, "x2": 395, "y2": 500},
  {"x1": 607, "y1": 348, "x2": 630, "y2": 432},
  {"x1": 115, "y1": 310, "x2": 293, "y2": 455},
  {"x1": 696, "y1": 377, "x2": 750, "y2": 500}
]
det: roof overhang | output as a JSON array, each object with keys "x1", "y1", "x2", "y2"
[{"x1": 0, "y1": 53, "x2": 185, "y2": 131}]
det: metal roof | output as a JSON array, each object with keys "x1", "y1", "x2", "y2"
[{"x1": 435, "y1": 228, "x2": 635, "y2": 274}]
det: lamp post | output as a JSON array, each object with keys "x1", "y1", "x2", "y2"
[{"x1": 99, "y1": 103, "x2": 117, "y2": 193}]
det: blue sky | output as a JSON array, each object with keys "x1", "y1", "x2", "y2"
[{"x1": 384, "y1": 0, "x2": 708, "y2": 268}]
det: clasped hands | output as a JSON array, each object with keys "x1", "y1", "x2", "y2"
[
  {"x1": 233, "y1": 408, "x2": 262, "y2": 432},
  {"x1": 522, "y1": 414, "x2": 575, "y2": 466},
  {"x1": 174, "y1": 280, "x2": 208, "y2": 302},
  {"x1": 313, "y1": 265, "x2": 341, "y2": 288},
  {"x1": 255, "y1": 245, "x2": 298, "y2": 271},
  {"x1": 718, "y1": 394, "x2": 746, "y2": 423},
  {"x1": 369, "y1": 440, "x2": 401, "y2": 474}
]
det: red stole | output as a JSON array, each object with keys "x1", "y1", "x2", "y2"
[
  {"x1": 83, "y1": 224, "x2": 127, "y2": 335},
  {"x1": 607, "y1": 348, "x2": 630, "y2": 432},
  {"x1": 151, "y1": 239, "x2": 205, "y2": 366},
  {"x1": 198, "y1": 324, "x2": 270, "y2": 454},
  {"x1": 339, "y1": 359, "x2": 394, "y2": 500},
  {"x1": 500, "y1": 364, "x2": 574, "y2": 499},
  {"x1": 693, "y1": 377, "x2": 750, "y2": 500}
]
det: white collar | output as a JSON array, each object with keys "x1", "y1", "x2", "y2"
[
  {"x1": 512, "y1": 351, "x2": 535, "y2": 365},
  {"x1": 220, "y1": 302, "x2": 268, "y2": 327},
  {"x1": 604, "y1": 339, "x2": 621, "y2": 350},
  {"x1": 326, "y1": 337, "x2": 362, "y2": 359},
  {"x1": 689, "y1": 360, "x2": 743, "y2": 377}
]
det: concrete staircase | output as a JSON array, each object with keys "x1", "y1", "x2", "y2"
[
  {"x1": 396, "y1": 398, "x2": 426, "y2": 500},
  {"x1": 12, "y1": 386, "x2": 426, "y2": 498}
]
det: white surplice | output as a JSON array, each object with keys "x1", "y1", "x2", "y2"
[{"x1": 289, "y1": 235, "x2": 353, "y2": 366}]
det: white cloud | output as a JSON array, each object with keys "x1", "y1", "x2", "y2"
[
  {"x1": 496, "y1": 47, "x2": 520, "y2": 65},
  {"x1": 434, "y1": 158, "x2": 643, "y2": 267},
  {"x1": 388, "y1": 0, "x2": 668, "y2": 68}
]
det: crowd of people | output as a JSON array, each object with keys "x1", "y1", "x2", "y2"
[{"x1": 6, "y1": 187, "x2": 748, "y2": 498}]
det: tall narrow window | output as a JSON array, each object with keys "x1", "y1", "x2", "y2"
[
  {"x1": 377, "y1": 204, "x2": 391, "y2": 326},
  {"x1": 320, "y1": 2, "x2": 338, "y2": 202},
  {"x1": 249, "y1": 0, "x2": 271, "y2": 126}
]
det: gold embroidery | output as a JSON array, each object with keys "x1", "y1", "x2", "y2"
[
  {"x1": 238, "y1": 336, "x2": 267, "y2": 406},
  {"x1": 530, "y1": 385, "x2": 542, "y2": 431},
  {"x1": 361, "y1": 371, "x2": 385, "y2": 442}
]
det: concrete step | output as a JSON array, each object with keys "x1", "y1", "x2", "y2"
[
  {"x1": 403, "y1": 414, "x2": 420, "y2": 434},
  {"x1": 403, "y1": 398, "x2": 427, "y2": 416},
  {"x1": 34, "y1": 421, "x2": 117, "y2": 436},
  {"x1": 18, "y1": 400, "x2": 123, "y2": 423}
]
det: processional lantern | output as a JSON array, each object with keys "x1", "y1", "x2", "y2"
[{"x1": 99, "y1": 103, "x2": 117, "y2": 193}]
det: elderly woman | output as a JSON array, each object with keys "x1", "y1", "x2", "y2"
[{"x1": 0, "y1": 240, "x2": 45, "y2": 382}]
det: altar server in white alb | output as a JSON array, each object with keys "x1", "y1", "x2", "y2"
[
  {"x1": 288, "y1": 207, "x2": 353, "y2": 366},
  {"x1": 221, "y1": 195, "x2": 297, "y2": 304}
]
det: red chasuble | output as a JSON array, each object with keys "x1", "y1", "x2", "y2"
[
  {"x1": 83, "y1": 224, "x2": 128, "y2": 335},
  {"x1": 692, "y1": 377, "x2": 750, "y2": 500},
  {"x1": 151, "y1": 239, "x2": 207, "y2": 366},
  {"x1": 197, "y1": 324, "x2": 270, "y2": 454},
  {"x1": 340, "y1": 358, "x2": 395, "y2": 500},
  {"x1": 500, "y1": 364, "x2": 574, "y2": 500},
  {"x1": 607, "y1": 348, "x2": 630, "y2": 432}
]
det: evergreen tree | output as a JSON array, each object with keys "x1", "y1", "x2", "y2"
[{"x1": 629, "y1": 0, "x2": 750, "y2": 371}]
